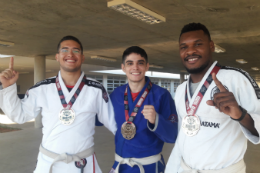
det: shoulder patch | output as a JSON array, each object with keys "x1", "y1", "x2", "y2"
[
  {"x1": 210, "y1": 85, "x2": 229, "y2": 100},
  {"x1": 29, "y1": 78, "x2": 56, "y2": 90},
  {"x1": 168, "y1": 114, "x2": 178, "y2": 123},
  {"x1": 221, "y1": 66, "x2": 260, "y2": 99},
  {"x1": 85, "y1": 79, "x2": 109, "y2": 103}
]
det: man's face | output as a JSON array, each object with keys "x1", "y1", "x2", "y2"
[
  {"x1": 179, "y1": 30, "x2": 215, "y2": 74},
  {"x1": 121, "y1": 53, "x2": 149, "y2": 83},
  {"x1": 55, "y1": 40, "x2": 85, "y2": 73}
]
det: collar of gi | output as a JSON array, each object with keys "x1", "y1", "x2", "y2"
[
  {"x1": 127, "y1": 76, "x2": 151, "y2": 113},
  {"x1": 186, "y1": 61, "x2": 220, "y2": 102}
]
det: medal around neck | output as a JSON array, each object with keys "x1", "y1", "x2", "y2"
[
  {"x1": 59, "y1": 109, "x2": 76, "y2": 125},
  {"x1": 182, "y1": 64, "x2": 221, "y2": 137},
  {"x1": 55, "y1": 74, "x2": 86, "y2": 126},
  {"x1": 122, "y1": 82, "x2": 152, "y2": 140},
  {"x1": 121, "y1": 122, "x2": 136, "y2": 140},
  {"x1": 182, "y1": 114, "x2": 200, "y2": 137}
]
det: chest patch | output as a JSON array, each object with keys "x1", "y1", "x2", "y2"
[
  {"x1": 210, "y1": 85, "x2": 229, "y2": 100},
  {"x1": 201, "y1": 121, "x2": 220, "y2": 128}
]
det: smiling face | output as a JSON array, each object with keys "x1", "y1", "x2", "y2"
[
  {"x1": 179, "y1": 30, "x2": 215, "y2": 75},
  {"x1": 55, "y1": 40, "x2": 85, "y2": 73},
  {"x1": 121, "y1": 53, "x2": 149, "y2": 84}
]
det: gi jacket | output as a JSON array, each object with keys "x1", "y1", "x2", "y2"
[
  {"x1": 166, "y1": 61, "x2": 260, "y2": 172},
  {"x1": 0, "y1": 71, "x2": 117, "y2": 173},
  {"x1": 110, "y1": 77, "x2": 178, "y2": 173}
]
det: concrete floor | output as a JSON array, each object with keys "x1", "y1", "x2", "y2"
[{"x1": 0, "y1": 121, "x2": 260, "y2": 173}]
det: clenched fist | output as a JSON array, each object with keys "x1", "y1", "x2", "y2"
[
  {"x1": 141, "y1": 105, "x2": 157, "y2": 124},
  {"x1": 0, "y1": 57, "x2": 19, "y2": 88}
]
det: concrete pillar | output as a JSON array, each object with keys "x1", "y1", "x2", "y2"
[
  {"x1": 158, "y1": 79, "x2": 161, "y2": 87},
  {"x1": 34, "y1": 55, "x2": 46, "y2": 128},
  {"x1": 180, "y1": 73, "x2": 185, "y2": 84},
  {"x1": 170, "y1": 80, "x2": 175, "y2": 98},
  {"x1": 103, "y1": 75, "x2": 107, "y2": 90}
]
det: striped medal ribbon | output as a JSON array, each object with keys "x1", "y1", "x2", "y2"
[
  {"x1": 56, "y1": 74, "x2": 86, "y2": 125},
  {"x1": 121, "y1": 82, "x2": 152, "y2": 140},
  {"x1": 182, "y1": 64, "x2": 221, "y2": 136}
]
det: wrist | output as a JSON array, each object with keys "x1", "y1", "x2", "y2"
[
  {"x1": 149, "y1": 118, "x2": 155, "y2": 124},
  {"x1": 231, "y1": 106, "x2": 247, "y2": 121}
]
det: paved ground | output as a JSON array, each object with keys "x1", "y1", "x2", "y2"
[{"x1": 0, "y1": 118, "x2": 260, "y2": 173}]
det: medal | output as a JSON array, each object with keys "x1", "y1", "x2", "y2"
[
  {"x1": 122, "y1": 81, "x2": 152, "y2": 140},
  {"x1": 121, "y1": 122, "x2": 136, "y2": 140},
  {"x1": 182, "y1": 63, "x2": 221, "y2": 137},
  {"x1": 59, "y1": 109, "x2": 76, "y2": 125},
  {"x1": 182, "y1": 114, "x2": 200, "y2": 136},
  {"x1": 56, "y1": 73, "x2": 86, "y2": 126}
]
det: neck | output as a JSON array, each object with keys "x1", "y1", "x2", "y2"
[
  {"x1": 60, "y1": 69, "x2": 82, "y2": 86},
  {"x1": 128, "y1": 78, "x2": 146, "y2": 93},
  {"x1": 190, "y1": 62, "x2": 213, "y2": 83}
]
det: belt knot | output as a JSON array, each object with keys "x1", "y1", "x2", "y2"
[
  {"x1": 121, "y1": 158, "x2": 136, "y2": 167},
  {"x1": 58, "y1": 153, "x2": 82, "y2": 164}
]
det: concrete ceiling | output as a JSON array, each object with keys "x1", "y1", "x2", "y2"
[{"x1": 0, "y1": 0, "x2": 260, "y2": 82}]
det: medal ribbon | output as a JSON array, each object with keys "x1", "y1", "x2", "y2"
[
  {"x1": 56, "y1": 74, "x2": 86, "y2": 109},
  {"x1": 185, "y1": 64, "x2": 221, "y2": 116},
  {"x1": 124, "y1": 82, "x2": 152, "y2": 123}
]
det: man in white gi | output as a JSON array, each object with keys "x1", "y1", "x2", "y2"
[
  {"x1": 0, "y1": 36, "x2": 117, "y2": 173},
  {"x1": 165, "y1": 23, "x2": 260, "y2": 173}
]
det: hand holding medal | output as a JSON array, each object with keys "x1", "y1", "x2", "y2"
[
  {"x1": 141, "y1": 105, "x2": 156, "y2": 124},
  {"x1": 206, "y1": 73, "x2": 242, "y2": 119}
]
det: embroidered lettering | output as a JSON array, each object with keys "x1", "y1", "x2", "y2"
[{"x1": 201, "y1": 121, "x2": 220, "y2": 128}]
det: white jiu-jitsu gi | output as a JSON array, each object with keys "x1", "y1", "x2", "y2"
[
  {"x1": 0, "y1": 71, "x2": 117, "y2": 173},
  {"x1": 166, "y1": 61, "x2": 260, "y2": 173}
]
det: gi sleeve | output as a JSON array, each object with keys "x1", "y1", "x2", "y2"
[
  {"x1": 147, "y1": 90, "x2": 178, "y2": 143},
  {"x1": 165, "y1": 91, "x2": 183, "y2": 173},
  {"x1": 96, "y1": 87, "x2": 117, "y2": 135},
  {"x1": 0, "y1": 83, "x2": 41, "y2": 124},
  {"x1": 232, "y1": 72, "x2": 260, "y2": 144}
]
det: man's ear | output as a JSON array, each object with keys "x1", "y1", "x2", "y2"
[
  {"x1": 210, "y1": 40, "x2": 215, "y2": 53},
  {"x1": 121, "y1": 63, "x2": 126, "y2": 73},
  {"x1": 146, "y1": 62, "x2": 149, "y2": 72},
  {"x1": 81, "y1": 55, "x2": 85, "y2": 63},
  {"x1": 55, "y1": 54, "x2": 59, "y2": 62}
]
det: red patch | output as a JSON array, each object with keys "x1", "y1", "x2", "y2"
[
  {"x1": 103, "y1": 92, "x2": 109, "y2": 103},
  {"x1": 75, "y1": 158, "x2": 87, "y2": 169},
  {"x1": 168, "y1": 114, "x2": 178, "y2": 123}
]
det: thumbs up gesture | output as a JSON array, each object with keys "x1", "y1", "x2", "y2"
[
  {"x1": 206, "y1": 73, "x2": 242, "y2": 119},
  {"x1": 0, "y1": 57, "x2": 19, "y2": 88}
]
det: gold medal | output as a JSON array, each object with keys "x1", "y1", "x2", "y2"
[{"x1": 121, "y1": 122, "x2": 136, "y2": 140}]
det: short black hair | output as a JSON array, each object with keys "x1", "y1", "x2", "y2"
[
  {"x1": 57, "y1": 36, "x2": 83, "y2": 54},
  {"x1": 179, "y1": 23, "x2": 211, "y2": 41},
  {"x1": 122, "y1": 46, "x2": 148, "y2": 63}
]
